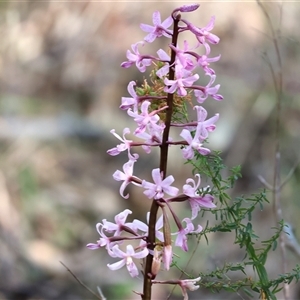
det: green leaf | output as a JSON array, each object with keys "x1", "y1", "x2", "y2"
[
  {"x1": 272, "y1": 240, "x2": 277, "y2": 251},
  {"x1": 243, "y1": 288, "x2": 254, "y2": 297}
]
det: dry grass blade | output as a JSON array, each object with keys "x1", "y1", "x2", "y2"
[{"x1": 60, "y1": 261, "x2": 104, "y2": 300}]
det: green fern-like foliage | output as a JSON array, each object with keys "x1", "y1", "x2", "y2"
[{"x1": 177, "y1": 152, "x2": 300, "y2": 299}]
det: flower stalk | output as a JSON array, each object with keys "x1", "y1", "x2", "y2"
[{"x1": 87, "y1": 4, "x2": 222, "y2": 300}]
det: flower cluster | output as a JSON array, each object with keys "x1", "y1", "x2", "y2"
[{"x1": 88, "y1": 4, "x2": 222, "y2": 299}]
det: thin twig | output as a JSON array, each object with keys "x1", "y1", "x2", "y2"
[
  {"x1": 60, "y1": 261, "x2": 104, "y2": 300},
  {"x1": 257, "y1": 175, "x2": 274, "y2": 191},
  {"x1": 280, "y1": 159, "x2": 300, "y2": 189},
  {"x1": 256, "y1": 1, "x2": 289, "y2": 300},
  {"x1": 284, "y1": 223, "x2": 300, "y2": 258}
]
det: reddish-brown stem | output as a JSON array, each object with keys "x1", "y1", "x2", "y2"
[{"x1": 141, "y1": 14, "x2": 181, "y2": 300}]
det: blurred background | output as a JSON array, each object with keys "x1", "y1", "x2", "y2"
[{"x1": 0, "y1": 1, "x2": 299, "y2": 299}]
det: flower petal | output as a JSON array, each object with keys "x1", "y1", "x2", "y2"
[{"x1": 107, "y1": 259, "x2": 126, "y2": 271}]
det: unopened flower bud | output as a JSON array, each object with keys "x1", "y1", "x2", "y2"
[
  {"x1": 151, "y1": 248, "x2": 162, "y2": 279},
  {"x1": 163, "y1": 244, "x2": 173, "y2": 270},
  {"x1": 178, "y1": 4, "x2": 200, "y2": 12},
  {"x1": 162, "y1": 207, "x2": 172, "y2": 245}
]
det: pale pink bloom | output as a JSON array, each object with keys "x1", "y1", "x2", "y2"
[
  {"x1": 121, "y1": 41, "x2": 153, "y2": 72},
  {"x1": 156, "y1": 49, "x2": 170, "y2": 78},
  {"x1": 180, "y1": 129, "x2": 211, "y2": 159},
  {"x1": 120, "y1": 81, "x2": 140, "y2": 112},
  {"x1": 194, "y1": 106, "x2": 219, "y2": 140},
  {"x1": 194, "y1": 74, "x2": 223, "y2": 103},
  {"x1": 140, "y1": 11, "x2": 173, "y2": 43},
  {"x1": 142, "y1": 168, "x2": 179, "y2": 200},
  {"x1": 135, "y1": 123, "x2": 164, "y2": 154},
  {"x1": 133, "y1": 212, "x2": 164, "y2": 242},
  {"x1": 107, "y1": 128, "x2": 137, "y2": 161},
  {"x1": 128, "y1": 100, "x2": 167, "y2": 134},
  {"x1": 174, "y1": 218, "x2": 202, "y2": 251},
  {"x1": 197, "y1": 16, "x2": 220, "y2": 44},
  {"x1": 102, "y1": 209, "x2": 134, "y2": 236},
  {"x1": 86, "y1": 223, "x2": 117, "y2": 257},
  {"x1": 182, "y1": 16, "x2": 220, "y2": 46},
  {"x1": 186, "y1": 47, "x2": 220, "y2": 75},
  {"x1": 179, "y1": 277, "x2": 201, "y2": 300},
  {"x1": 183, "y1": 174, "x2": 216, "y2": 220},
  {"x1": 152, "y1": 276, "x2": 201, "y2": 300},
  {"x1": 164, "y1": 64, "x2": 199, "y2": 96},
  {"x1": 113, "y1": 159, "x2": 140, "y2": 199},
  {"x1": 128, "y1": 100, "x2": 159, "y2": 131},
  {"x1": 157, "y1": 48, "x2": 170, "y2": 62},
  {"x1": 196, "y1": 53, "x2": 220, "y2": 75},
  {"x1": 169, "y1": 41, "x2": 195, "y2": 71},
  {"x1": 182, "y1": 106, "x2": 219, "y2": 139},
  {"x1": 107, "y1": 244, "x2": 148, "y2": 278}
]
